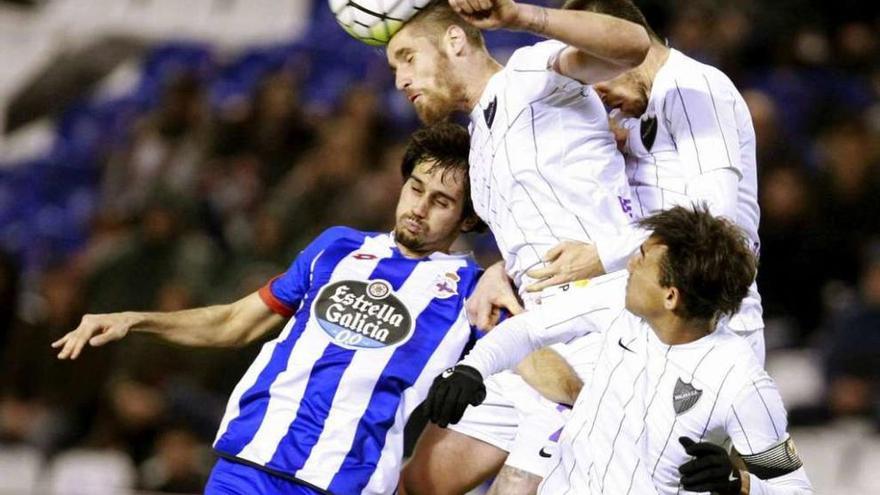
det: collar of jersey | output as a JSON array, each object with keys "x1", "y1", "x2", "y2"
[
  {"x1": 649, "y1": 48, "x2": 685, "y2": 106},
  {"x1": 644, "y1": 317, "x2": 727, "y2": 350},
  {"x1": 386, "y1": 231, "x2": 474, "y2": 261},
  {"x1": 470, "y1": 69, "x2": 505, "y2": 121}
]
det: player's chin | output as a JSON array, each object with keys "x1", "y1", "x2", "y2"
[
  {"x1": 394, "y1": 228, "x2": 424, "y2": 249},
  {"x1": 415, "y1": 102, "x2": 450, "y2": 125}
]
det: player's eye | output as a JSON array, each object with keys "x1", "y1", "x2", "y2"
[
  {"x1": 434, "y1": 198, "x2": 450, "y2": 208},
  {"x1": 406, "y1": 53, "x2": 414, "y2": 63}
]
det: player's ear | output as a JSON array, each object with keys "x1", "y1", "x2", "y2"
[
  {"x1": 460, "y1": 214, "x2": 480, "y2": 233},
  {"x1": 664, "y1": 286, "x2": 679, "y2": 312},
  {"x1": 444, "y1": 25, "x2": 468, "y2": 57}
]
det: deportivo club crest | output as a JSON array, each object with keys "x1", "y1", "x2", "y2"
[
  {"x1": 673, "y1": 378, "x2": 702, "y2": 415},
  {"x1": 313, "y1": 280, "x2": 414, "y2": 350},
  {"x1": 431, "y1": 272, "x2": 460, "y2": 299}
]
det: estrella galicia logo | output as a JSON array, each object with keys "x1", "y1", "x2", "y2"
[
  {"x1": 673, "y1": 378, "x2": 702, "y2": 415},
  {"x1": 313, "y1": 280, "x2": 414, "y2": 350}
]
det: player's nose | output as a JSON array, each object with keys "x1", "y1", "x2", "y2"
[
  {"x1": 395, "y1": 71, "x2": 411, "y2": 92},
  {"x1": 412, "y1": 196, "x2": 430, "y2": 217},
  {"x1": 626, "y1": 253, "x2": 637, "y2": 272}
]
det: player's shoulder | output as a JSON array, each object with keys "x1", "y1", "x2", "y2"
[
  {"x1": 711, "y1": 327, "x2": 767, "y2": 385},
  {"x1": 309, "y1": 226, "x2": 384, "y2": 253},
  {"x1": 316, "y1": 225, "x2": 366, "y2": 241},
  {"x1": 656, "y1": 49, "x2": 739, "y2": 101},
  {"x1": 506, "y1": 40, "x2": 567, "y2": 72},
  {"x1": 499, "y1": 40, "x2": 584, "y2": 105}
]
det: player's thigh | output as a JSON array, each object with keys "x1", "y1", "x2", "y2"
[
  {"x1": 401, "y1": 423, "x2": 508, "y2": 495},
  {"x1": 486, "y1": 465, "x2": 542, "y2": 495}
]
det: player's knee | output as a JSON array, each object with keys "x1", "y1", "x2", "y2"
[{"x1": 400, "y1": 457, "x2": 443, "y2": 495}]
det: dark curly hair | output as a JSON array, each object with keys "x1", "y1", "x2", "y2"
[
  {"x1": 401, "y1": 122, "x2": 486, "y2": 232},
  {"x1": 637, "y1": 205, "x2": 757, "y2": 320}
]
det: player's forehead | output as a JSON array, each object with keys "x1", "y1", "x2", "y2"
[
  {"x1": 387, "y1": 25, "x2": 414, "y2": 58},
  {"x1": 387, "y1": 24, "x2": 434, "y2": 59},
  {"x1": 412, "y1": 160, "x2": 466, "y2": 198},
  {"x1": 640, "y1": 237, "x2": 667, "y2": 259}
]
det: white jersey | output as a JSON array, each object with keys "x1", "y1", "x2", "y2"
[
  {"x1": 616, "y1": 48, "x2": 763, "y2": 334},
  {"x1": 468, "y1": 40, "x2": 636, "y2": 289},
  {"x1": 461, "y1": 273, "x2": 812, "y2": 495}
]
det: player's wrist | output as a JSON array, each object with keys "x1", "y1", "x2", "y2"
[
  {"x1": 454, "y1": 364, "x2": 484, "y2": 383},
  {"x1": 511, "y1": 4, "x2": 548, "y2": 33},
  {"x1": 739, "y1": 470, "x2": 750, "y2": 495}
]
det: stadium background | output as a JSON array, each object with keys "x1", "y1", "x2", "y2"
[{"x1": 0, "y1": 0, "x2": 878, "y2": 493}]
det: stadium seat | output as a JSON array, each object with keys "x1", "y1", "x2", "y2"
[{"x1": 40, "y1": 448, "x2": 137, "y2": 495}]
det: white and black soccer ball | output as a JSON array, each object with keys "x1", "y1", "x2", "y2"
[{"x1": 330, "y1": 0, "x2": 434, "y2": 46}]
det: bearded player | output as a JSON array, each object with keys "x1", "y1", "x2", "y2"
[{"x1": 385, "y1": 0, "x2": 650, "y2": 492}]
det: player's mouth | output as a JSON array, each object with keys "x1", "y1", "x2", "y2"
[
  {"x1": 409, "y1": 93, "x2": 422, "y2": 103},
  {"x1": 402, "y1": 217, "x2": 424, "y2": 234}
]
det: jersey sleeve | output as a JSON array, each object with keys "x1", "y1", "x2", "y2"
[
  {"x1": 459, "y1": 280, "x2": 619, "y2": 378},
  {"x1": 663, "y1": 75, "x2": 742, "y2": 219},
  {"x1": 504, "y1": 40, "x2": 579, "y2": 102},
  {"x1": 258, "y1": 227, "x2": 344, "y2": 317},
  {"x1": 725, "y1": 373, "x2": 813, "y2": 493},
  {"x1": 594, "y1": 224, "x2": 650, "y2": 273}
]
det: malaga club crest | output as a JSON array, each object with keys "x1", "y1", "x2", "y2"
[
  {"x1": 313, "y1": 280, "x2": 414, "y2": 350},
  {"x1": 672, "y1": 378, "x2": 702, "y2": 415}
]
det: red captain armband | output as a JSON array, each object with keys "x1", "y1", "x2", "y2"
[{"x1": 259, "y1": 275, "x2": 296, "y2": 318}]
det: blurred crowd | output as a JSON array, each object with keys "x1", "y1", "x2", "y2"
[{"x1": 0, "y1": 0, "x2": 879, "y2": 493}]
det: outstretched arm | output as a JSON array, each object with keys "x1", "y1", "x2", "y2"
[
  {"x1": 53, "y1": 292, "x2": 284, "y2": 359},
  {"x1": 450, "y1": 0, "x2": 650, "y2": 83}
]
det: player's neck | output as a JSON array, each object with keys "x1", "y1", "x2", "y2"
[
  {"x1": 395, "y1": 242, "x2": 448, "y2": 260},
  {"x1": 463, "y1": 54, "x2": 503, "y2": 112},
  {"x1": 638, "y1": 42, "x2": 670, "y2": 91},
  {"x1": 648, "y1": 313, "x2": 715, "y2": 345}
]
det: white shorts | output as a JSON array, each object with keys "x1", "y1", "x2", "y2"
[
  {"x1": 449, "y1": 371, "x2": 567, "y2": 477},
  {"x1": 450, "y1": 280, "x2": 597, "y2": 477}
]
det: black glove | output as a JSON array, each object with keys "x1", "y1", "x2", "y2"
[
  {"x1": 424, "y1": 365, "x2": 486, "y2": 428},
  {"x1": 678, "y1": 437, "x2": 742, "y2": 495}
]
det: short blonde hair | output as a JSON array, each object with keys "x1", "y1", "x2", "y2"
[{"x1": 408, "y1": 0, "x2": 485, "y2": 48}]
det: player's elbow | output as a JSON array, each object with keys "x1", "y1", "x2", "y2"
[
  {"x1": 619, "y1": 26, "x2": 650, "y2": 69},
  {"x1": 562, "y1": 376, "x2": 583, "y2": 405}
]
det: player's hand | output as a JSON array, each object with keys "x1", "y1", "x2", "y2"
[
  {"x1": 678, "y1": 437, "x2": 743, "y2": 495},
  {"x1": 51, "y1": 313, "x2": 136, "y2": 359},
  {"x1": 608, "y1": 111, "x2": 629, "y2": 152},
  {"x1": 425, "y1": 365, "x2": 486, "y2": 428},
  {"x1": 526, "y1": 241, "x2": 603, "y2": 293},
  {"x1": 467, "y1": 261, "x2": 524, "y2": 331},
  {"x1": 449, "y1": 0, "x2": 520, "y2": 30}
]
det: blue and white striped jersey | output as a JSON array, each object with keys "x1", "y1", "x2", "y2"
[{"x1": 213, "y1": 226, "x2": 481, "y2": 494}]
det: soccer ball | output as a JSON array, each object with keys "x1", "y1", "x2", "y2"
[{"x1": 330, "y1": 0, "x2": 434, "y2": 46}]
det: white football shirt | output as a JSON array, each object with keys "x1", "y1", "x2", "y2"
[
  {"x1": 460, "y1": 273, "x2": 812, "y2": 495},
  {"x1": 615, "y1": 48, "x2": 763, "y2": 335},
  {"x1": 468, "y1": 40, "x2": 636, "y2": 290}
]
